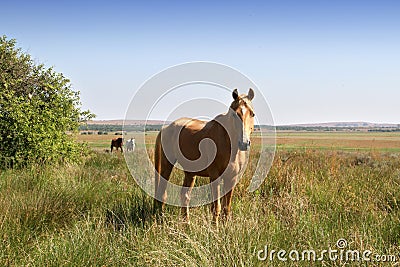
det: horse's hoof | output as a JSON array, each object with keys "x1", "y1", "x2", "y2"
[
  {"x1": 211, "y1": 218, "x2": 219, "y2": 227},
  {"x1": 181, "y1": 219, "x2": 191, "y2": 225}
]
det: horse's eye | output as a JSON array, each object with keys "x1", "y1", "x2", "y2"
[{"x1": 251, "y1": 112, "x2": 255, "y2": 117}]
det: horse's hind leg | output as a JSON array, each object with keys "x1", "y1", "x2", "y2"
[
  {"x1": 181, "y1": 172, "x2": 196, "y2": 222},
  {"x1": 210, "y1": 176, "x2": 221, "y2": 227}
]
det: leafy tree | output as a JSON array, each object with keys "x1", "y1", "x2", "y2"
[{"x1": 0, "y1": 36, "x2": 94, "y2": 168}]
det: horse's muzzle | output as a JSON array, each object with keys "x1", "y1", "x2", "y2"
[{"x1": 238, "y1": 140, "x2": 251, "y2": 151}]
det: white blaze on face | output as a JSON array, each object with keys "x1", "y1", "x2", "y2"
[
  {"x1": 241, "y1": 106, "x2": 247, "y2": 117},
  {"x1": 241, "y1": 105, "x2": 249, "y2": 142}
]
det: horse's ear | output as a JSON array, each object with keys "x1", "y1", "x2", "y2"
[
  {"x1": 232, "y1": 89, "x2": 239, "y2": 100},
  {"x1": 247, "y1": 88, "x2": 254, "y2": 100}
]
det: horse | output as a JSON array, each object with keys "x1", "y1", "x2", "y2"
[
  {"x1": 153, "y1": 88, "x2": 255, "y2": 225},
  {"x1": 125, "y1": 138, "x2": 135, "y2": 152},
  {"x1": 111, "y1": 137, "x2": 123, "y2": 152}
]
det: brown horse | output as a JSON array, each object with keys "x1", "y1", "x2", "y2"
[
  {"x1": 153, "y1": 88, "x2": 255, "y2": 225},
  {"x1": 111, "y1": 137, "x2": 123, "y2": 152}
]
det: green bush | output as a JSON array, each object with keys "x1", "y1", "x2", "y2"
[{"x1": 0, "y1": 36, "x2": 94, "y2": 168}]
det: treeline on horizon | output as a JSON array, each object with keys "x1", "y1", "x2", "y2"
[
  {"x1": 79, "y1": 124, "x2": 163, "y2": 133},
  {"x1": 79, "y1": 124, "x2": 400, "y2": 134}
]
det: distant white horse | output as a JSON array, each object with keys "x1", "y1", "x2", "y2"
[{"x1": 125, "y1": 138, "x2": 135, "y2": 152}]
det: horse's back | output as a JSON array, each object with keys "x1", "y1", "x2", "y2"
[
  {"x1": 169, "y1": 117, "x2": 206, "y2": 131},
  {"x1": 159, "y1": 117, "x2": 207, "y2": 161}
]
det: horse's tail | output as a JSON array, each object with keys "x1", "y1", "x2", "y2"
[
  {"x1": 153, "y1": 131, "x2": 163, "y2": 215},
  {"x1": 154, "y1": 131, "x2": 162, "y2": 197},
  {"x1": 153, "y1": 128, "x2": 176, "y2": 216}
]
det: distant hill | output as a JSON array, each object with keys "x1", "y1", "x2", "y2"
[{"x1": 282, "y1": 122, "x2": 400, "y2": 128}]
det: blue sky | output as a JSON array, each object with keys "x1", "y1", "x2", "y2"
[{"x1": 2, "y1": 1, "x2": 399, "y2": 124}]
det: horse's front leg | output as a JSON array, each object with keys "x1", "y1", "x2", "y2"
[{"x1": 221, "y1": 175, "x2": 238, "y2": 222}]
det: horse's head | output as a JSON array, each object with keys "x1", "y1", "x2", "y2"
[{"x1": 230, "y1": 88, "x2": 255, "y2": 151}]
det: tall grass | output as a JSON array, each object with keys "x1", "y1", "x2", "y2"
[{"x1": 1, "y1": 150, "x2": 399, "y2": 266}]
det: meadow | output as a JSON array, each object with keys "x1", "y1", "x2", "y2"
[{"x1": 1, "y1": 131, "x2": 400, "y2": 266}]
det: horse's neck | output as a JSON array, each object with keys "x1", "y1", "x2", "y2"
[{"x1": 209, "y1": 110, "x2": 239, "y2": 149}]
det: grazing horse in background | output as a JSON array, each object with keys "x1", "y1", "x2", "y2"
[
  {"x1": 125, "y1": 138, "x2": 135, "y2": 152},
  {"x1": 111, "y1": 137, "x2": 123, "y2": 152},
  {"x1": 153, "y1": 88, "x2": 255, "y2": 225}
]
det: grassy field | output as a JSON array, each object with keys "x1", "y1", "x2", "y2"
[
  {"x1": 276, "y1": 131, "x2": 400, "y2": 152},
  {"x1": 1, "y1": 132, "x2": 400, "y2": 266}
]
